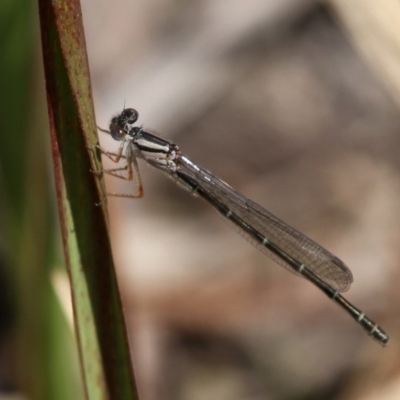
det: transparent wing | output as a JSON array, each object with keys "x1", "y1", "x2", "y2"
[{"x1": 176, "y1": 155, "x2": 353, "y2": 292}]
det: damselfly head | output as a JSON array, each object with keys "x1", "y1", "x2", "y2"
[
  {"x1": 109, "y1": 123, "x2": 126, "y2": 141},
  {"x1": 113, "y1": 108, "x2": 138, "y2": 128},
  {"x1": 109, "y1": 108, "x2": 139, "y2": 141}
]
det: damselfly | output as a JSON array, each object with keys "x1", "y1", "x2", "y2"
[{"x1": 94, "y1": 108, "x2": 389, "y2": 345}]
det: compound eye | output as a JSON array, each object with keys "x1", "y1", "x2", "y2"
[
  {"x1": 109, "y1": 123, "x2": 125, "y2": 141},
  {"x1": 123, "y1": 108, "x2": 139, "y2": 124}
]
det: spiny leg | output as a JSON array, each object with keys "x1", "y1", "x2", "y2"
[
  {"x1": 106, "y1": 191, "x2": 143, "y2": 199},
  {"x1": 105, "y1": 161, "x2": 143, "y2": 198},
  {"x1": 92, "y1": 165, "x2": 131, "y2": 181},
  {"x1": 97, "y1": 150, "x2": 128, "y2": 160},
  {"x1": 97, "y1": 126, "x2": 110, "y2": 135},
  {"x1": 93, "y1": 160, "x2": 144, "y2": 198},
  {"x1": 123, "y1": 155, "x2": 143, "y2": 197},
  {"x1": 93, "y1": 128, "x2": 143, "y2": 198},
  {"x1": 94, "y1": 170, "x2": 144, "y2": 201},
  {"x1": 96, "y1": 143, "x2": 125, "y2": 163}
]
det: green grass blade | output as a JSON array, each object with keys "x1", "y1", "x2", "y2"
[{"x1": 38, "y1": 0, "x2": 138, "y2": 398}]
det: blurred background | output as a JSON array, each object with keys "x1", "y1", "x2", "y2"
[{"x1": 1, "y1": 0, "x2": 400, "y2": 399}]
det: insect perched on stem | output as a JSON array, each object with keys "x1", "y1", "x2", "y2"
[{"x1": 94, "y1": 108, "x2": 389, "y2": 346}]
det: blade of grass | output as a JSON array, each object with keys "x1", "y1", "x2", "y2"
[{"x1": 38, "y1": 0, "x2": 138, "y2": 399}]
